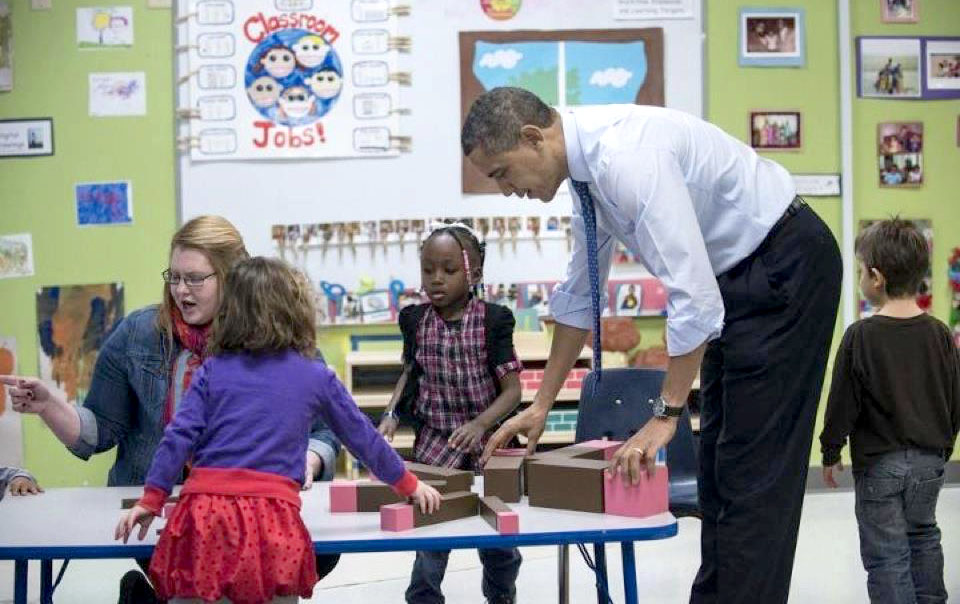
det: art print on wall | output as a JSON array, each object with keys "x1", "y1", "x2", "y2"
[
  {"x1": 0, "y1": 233, "x2": 35, "y2": 279},
  {"x1": 75, "y1": 181, "x2": 134, "y2": 226},
  {"x1": 857, "y1": 37, "x2": 922, "y2": 98},
  {"x1": 0, "y1": 1, "x2": 11, "y2": 91},
  {"x1": 877, "y1": 122, "x2": 922, "y2": 188},
  {"x1": 36, "y1": 283, "x2": 124, "y2": 404},
  {"x1": 880, "y1": 0, "x2": 918, "y2": 23},
  {"x1": 76, "y1": 6, "x2": 134, "y2": 48},
  {"x1": 738, "y1": 8, "x2": 805, "y2": 67},
  {"x1": 749, "y1": 110, "x2": 801, "y2": 151},
  {"x1": 922, "y1": 38, "x2": 960, "y2": 99}
]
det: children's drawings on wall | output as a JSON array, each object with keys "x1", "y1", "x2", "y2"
[
  {"x1": 0, "y1": 233, "x2": 35, "y2": 279},
  {"x1": 182, "y1": 0, "x2": 406, "y2": 161},
  {"x1": 77, "y1": 6, "x2": 134, "y2": 48},
  {"x1": 36, "y1": 283, "x2": 124, "y2": 404},
  {"x1": 75, "y1": 181, "x2": 134, "y2": 226},
  {"x1": 89, "y1": 72, "x2": 146, "y2": 116},
  {"x1": 0, "y1": 336, "x2": 22, "y2": 467}
]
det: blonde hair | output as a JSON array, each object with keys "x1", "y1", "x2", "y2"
[
  {"x1": 209, "y1": 257, "x2": 316, "y2": 357},
  {"x1": 156, "y1": 215, "x2": 249, "y2": 356}
]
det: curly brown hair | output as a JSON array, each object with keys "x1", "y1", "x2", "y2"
[{"x1": 209, "y1": 257, "x2": 316, "y2": 357}]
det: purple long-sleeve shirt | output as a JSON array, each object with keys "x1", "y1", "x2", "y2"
[{"x1": 145, "y1": 350, "x2": 408, "y2": 495}]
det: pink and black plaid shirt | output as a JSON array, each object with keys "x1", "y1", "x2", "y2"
[{"x1": 411, "y1": 298, "x2": 522, "y2": 470}]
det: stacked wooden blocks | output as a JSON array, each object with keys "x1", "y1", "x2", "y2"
[
  {"x1": 327, "y1": 461, "x2": 521, "y2": 534},
  {"x1": 496, "y1": 440, "x2": 669, "y2": 519}
]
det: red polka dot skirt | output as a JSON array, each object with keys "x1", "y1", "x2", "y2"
[{"x1": 149, "y1": 493, "x2": 317, "y2": 603}]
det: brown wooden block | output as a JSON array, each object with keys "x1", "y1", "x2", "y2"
[
  {"x1": 359, "y1": 479, "x2": 450, "y2": 511},
  {"x1": 483, "y1": 456, "x2": 524, "y2": 503},
  {"x1": 522, "y1": 454, "x2": 545, "y2": 496},
  {"x1": 381, "y1": 490, "x2": 480, "y2": 531},
  {"x1": 527, "y1": 458, "x2": 609, "y2": 513},
  {"x1": 404, "y1": 461, "x2": 474, "y2": 492},
  {"x1": 480, "y1": 496, "x2": 519, "y2": 534},
  {"x1": 538, "y1": 443, "x2": 608, "y2": 460}
]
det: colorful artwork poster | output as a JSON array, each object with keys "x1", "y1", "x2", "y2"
[
  {"x1": 185, "y1": 0, "x2": 402, "y2": 161},
  {"x1": 0, "y1": 233, "x2": 34, "y2": 279},
  {"x1": 36, "y1": 283, "x2": 124, "y2": 404},
  {"x1": 75, "y1": 181, "x2": 134, "y2": 226},
  {"x1": 858, "y1": 219, "x2": 932, "y2": 318},
  {"x1": 460, "y1": 29, "x2": 663, "y2": 193},
  {"x1": 77, "y1": 6, "x2": 134, "y2": 48},
  {"x1": 0, "y1": 335, "x2": 22, "y2": 466}
]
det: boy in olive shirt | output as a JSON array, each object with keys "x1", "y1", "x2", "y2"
[{"x1": 820, "y1": 218, "x2": 959, "y2": 604}]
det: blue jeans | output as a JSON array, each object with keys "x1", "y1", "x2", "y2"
[
  {"x1": 406, "y1": 547, "x2": 521, "y2": 604},
  {"x1": 854, "y1": 448, "x2": 947, "y2": 604}
]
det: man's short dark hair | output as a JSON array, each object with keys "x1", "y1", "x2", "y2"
[
  {"x1": 855, "y1": 217, "x2": 929, "y2": 297},
  {"x1": 461, "y1": 87, "x2": 554, "y2": 156}
]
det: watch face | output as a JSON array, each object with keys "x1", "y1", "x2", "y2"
[{"x1": 650, "y1": 397, "x2": 665, "y2": 416}]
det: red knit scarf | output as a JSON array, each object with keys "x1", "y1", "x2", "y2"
[{"x1": 164, "y1": 307, "x2": 211, "y2": 425}]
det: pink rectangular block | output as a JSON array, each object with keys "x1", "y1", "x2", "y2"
[
  {"x1": 381, "y1": 502, "x2": 414, "y2": 531},
  {"x1": 579, "y1": 439, "x2": 624, "y2": 460},
  {"x1": 329, "y1": 480, "x2": 358, "y2": 513},
  {"x1": 604, "y1": 466, "x2": 669, "y2": 518},
  {"x1": 534, "y1": 370, "x2": 544, "y2": 378},
  {"x1": 526, "y1": 380, "x2": 542, "y2": 390},
  {"x1": 492, "y1": 448, "x2": 528, "y2": 457},
  {"x1": 496, "y1": 510, "x2": 519, "y2": 534},
  {"x1": 567, "y1": 379, "x2": 582, "y2": 389}
]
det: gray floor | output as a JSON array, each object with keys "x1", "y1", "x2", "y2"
[{"x1": 2, "y1": 487, "x2": 957, "y2": 603}]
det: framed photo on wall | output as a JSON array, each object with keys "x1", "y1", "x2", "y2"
[
  {"x1": 922, "y1": 38, "x2": 960, "y2": 99},
  {"x1": 877, "y1": 122, "x2": 923, "y2": 188},
  {"x1": 738, "y1": 8, "x2": 805, "y2": 67},
  {"x1": 749, "y1": 111, "x2": 801, "y2": 151},
  {"x1": 0, "y1": 118, "x2": 54, "y2": 158},
  {"x1": 857, "y1": 37, "x2": 922, "y2": 98},
  {"x1": 880, "y1": 0, "x2": 919, "y2": 23}
]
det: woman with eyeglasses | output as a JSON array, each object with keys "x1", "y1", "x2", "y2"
[{"x1": 2, "y1": 215, "x2": 342, "y2": 603}]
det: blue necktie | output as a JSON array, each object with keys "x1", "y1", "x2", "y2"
[{"x1": 571, "y1": 180, "x2": 602, "y2": 378}]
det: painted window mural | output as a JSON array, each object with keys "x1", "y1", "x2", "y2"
[{"x1": 460, "y1": 29, "x2": 663, "y2": 193}]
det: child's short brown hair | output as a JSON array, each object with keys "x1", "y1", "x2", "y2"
[
  {"x1": 210, "y1": 257, "x2": 316, "y2": 356},
  {"x1": 855, "y1": 217, "x2": 929, "y2": 298}
]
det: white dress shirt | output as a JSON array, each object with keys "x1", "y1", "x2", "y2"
[{"x1": 549, "y1": 105, "x2": 796, "y2": 356}]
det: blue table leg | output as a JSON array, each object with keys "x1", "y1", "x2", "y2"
[
  {"x1": 621, "y1": 541, "x2": 638, "y2": 604},
  {"x1": 14, "y1": 560, "x2": 27, "y2": 604},
  {"x1": 594, "y1": 543, "x2": 608, "y2": 603},
  {"x1": 41, "y1": 559, "x2": 53, "y2": 604}
]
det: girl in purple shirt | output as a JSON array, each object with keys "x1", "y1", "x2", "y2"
[{"x1": 116, "y1": 257, "x2": 440, "y2": 604}]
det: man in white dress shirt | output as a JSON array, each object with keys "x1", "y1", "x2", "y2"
[{"x1": 468, "y1": 87, "x2": 841, "y2": 604}]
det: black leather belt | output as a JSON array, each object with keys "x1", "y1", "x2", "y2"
[{"x1": 770, "y1": 196, "x2": 806, "y2": 236}]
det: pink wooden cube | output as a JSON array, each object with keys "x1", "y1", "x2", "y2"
[
  {"x1": 381, "y1": 502, "x2": 414, "y2": 531},
  {"x1": 329, "y1": 480, "x2": 358, "y2": 513},
  {"x1": 604, "y1": 465, "x2": 669, "y2": 518}
]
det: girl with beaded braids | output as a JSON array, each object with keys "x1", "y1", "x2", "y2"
[{"x1": 378, "y1": 223, "x2": 524, "y2": 604}]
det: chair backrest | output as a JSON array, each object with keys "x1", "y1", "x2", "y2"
[{"x1": 575, "y1": 367, "x2": 700, "y2": 518}]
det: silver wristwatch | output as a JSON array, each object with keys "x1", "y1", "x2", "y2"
[{"x1": 649, "y1": 395, "x2": 684, "y2": 419}]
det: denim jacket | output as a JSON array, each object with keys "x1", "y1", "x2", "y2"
[
  {"x1": 68, "y1": 306, "x2": 341, "y2": 486},
  {"x1": 0, "y1": 466, "x2": 34, "y2": 502}
]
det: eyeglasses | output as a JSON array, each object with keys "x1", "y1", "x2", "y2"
[{"x1": 162, "y1": 269, "x2": 216, "y2": 288}]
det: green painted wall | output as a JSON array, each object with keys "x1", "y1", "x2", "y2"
[{"x1": 1, "y1": 1, "x2": 957, "y2": 487}]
